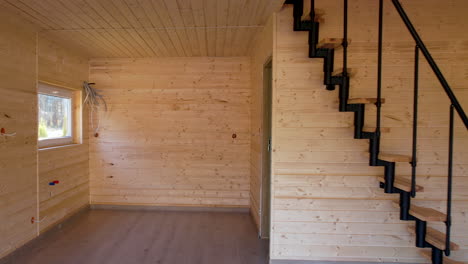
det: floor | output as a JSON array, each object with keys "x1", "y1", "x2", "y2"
[{"x1": 4, "y1": 209, "x2": 269, "y2": 264}]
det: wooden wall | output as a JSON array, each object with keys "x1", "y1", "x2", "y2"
[
  {"x1": 37, "y1": 36, "x2": 90, "y2": 233},
  {"x1": 249, "y1": 16, "x2": 274, "y2": 231},
  {"x1": 0, "y1": 8, "x2": 38, "y2": 259},
  {"x1": 269, "y1": 0, "x2": 468, "y2": 262},
  {"x1": 88, "y1": 57, "x2": 251, "y2": 208},
  {"x1": 0, "y1": 10, "x2": 90, "y2": 258}
]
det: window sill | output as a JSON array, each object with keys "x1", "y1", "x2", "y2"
[{"x1": 38, "y1": 143, "x2": 82, "y2": 152}]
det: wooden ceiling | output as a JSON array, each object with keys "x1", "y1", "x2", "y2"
[{"x1": 2, "y1": 0, "x2": 284, "y2": 58}]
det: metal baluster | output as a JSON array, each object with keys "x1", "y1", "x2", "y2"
[
  {"x1": 411, "y1": 46, "x2": 419, "y2": 198},
  {"x1": 445, "y1": 104, "x2": 454, "y2": 256},
  {"x1": 376, "y1": 0, "x2": 383, "y2": 134},
  {"x1": 311, "y1": 0, "x2": 315, "y2": 22},
  {"x1": 391, "y1": 0, "x2": 468, "y2": 128},
  {"x1": 370, "y1": 0, "x2": 384, "y2": 165},
  {"x1": 343, "y1": 0, "x2": 348, "y2": 77}
]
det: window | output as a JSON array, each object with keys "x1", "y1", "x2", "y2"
[{"x1": 38, "y1": 82, "x2": 81, "y2": 148}]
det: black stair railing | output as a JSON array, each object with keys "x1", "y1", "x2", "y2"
[
  {"x1": 446, "y1": 104, "x2": 454, "y2": 256},
  {"x1": 285, "y1": 0, "x2": 467, "y2": 262},
  {"x1": 410, "y1": 45, "x2": 419, "y2": 198},
  {"x1": 369, "y1": 0, "x2": 384, "y2": 169},
  {"x1": 342, "y1": 0, "x2": 348, "y2": 78},
  {"x1": 391, "y1": 0, "x2": 468, "y2": 128},
  {"x1": 375, "y1": 0, "x2": 399, "y2": 196},
  {"x1": 375, "y1": 0, "x2": 384, "y2": 159},
  {"x1": 390, "y1": 0, "x2": 468, "y2": 258},
  {"x1": 338, "y1": 0, "x2": 349, "y2": 112}
]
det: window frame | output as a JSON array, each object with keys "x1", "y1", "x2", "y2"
[{"x1": 38, "y1": 82, "x2": 82, "y2": 149}]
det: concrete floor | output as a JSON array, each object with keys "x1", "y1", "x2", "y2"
[{"x1": 2, "y1": 209, "x2": 269, "y2": 264}]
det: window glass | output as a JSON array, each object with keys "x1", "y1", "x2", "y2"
[{"x1": 38, "y1": 94, "x2": 72, "y2": 140}]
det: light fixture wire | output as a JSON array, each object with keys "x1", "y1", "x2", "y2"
[{"x1": 83, "y1": 81, "x2": 107, "y2": 134}]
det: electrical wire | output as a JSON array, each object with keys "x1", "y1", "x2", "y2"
[
  {"x1": 33, "y1": 216, "x2": 47, "y2": 223},
  {"x1": 83, "y1": 81, "x2": 107, "y2": 135},
  {"x1": 1, "y1": 132, "x2": 16, "y2": 137}
]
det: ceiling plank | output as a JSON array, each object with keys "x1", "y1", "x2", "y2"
[
  {"x1": 190, "y1": 0, "x2": 208, "y2": 56},
  {"x1": 137, "y1": 0, "x2": 177, "y2": 57},
  {"x1": 224, "y1": 0, "x2": 242, "y2": 57},
  {"x1": 71, "y1": 0, "x2": 136, "y2": 57},
  {"x1": 164, "y1": 0, "x2": 193, "y2": 56},
  {"x1": 151, "y1": 0, "x2": 187, "y2": 56},
  {"x1": 25, "y1": 0, "x2": 121, "y2": 57},
  {"x1": 3, "y1": 0, "x2": 57, "y2": 29},
  {"x1": 176, "y1": 0, "x2": 201, "y2": 56},
  {"x1": 110, "y1": 0, "x2": 156, "y2": 57},
  {"x1": 204, "y1": 0, "x2": 217, "y2": 57},
  {"x1": 83, "y1": 0, "x2": 141, "y2": 57},
  {"x1": 124, "y1": 0, "x2": 165, "y2": 56},
  {"x1": 3, "y1": 0, "x2": 283, "y2": 58},
  {"x1": 215, "y1": 0, "x2": 228, "y2": 56},
  {"x1": 96, "y1": 0, "x2": 146, "y2": 57}
]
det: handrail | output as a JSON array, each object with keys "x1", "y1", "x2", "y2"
[
  {"x1": 390, "y1": 0, "x2": 467, "y2": 259},
  {"x1": 391, "y1": 0, "x2": 468, "y2": 129}
]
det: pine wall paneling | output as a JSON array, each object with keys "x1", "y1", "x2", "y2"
[
  {"x1": 0, "y1": 9, "x2": 38, "y2": 259},
  {"x1": 0, "y1": 9, "x2": 91, "y2": 258},
  {"x1": 37, "y1": 36, "x2": 90, "y2": 233},
  {"x1": 269, "y1": 0, "x2": 468, "y2": 262},
  {"x1": 88, "y1": 57, "x2": 251, "y2": 208}
]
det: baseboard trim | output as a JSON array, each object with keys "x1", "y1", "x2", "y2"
[
  {"x1": 270, "y1": 260, "x2": 414, "y2": 264},
  {"x1": 90, "y1": 203, "x2": 250, "y2": 213},
  {"x1": 0, "y1": 205, "x2": 90, "y2": 264}
]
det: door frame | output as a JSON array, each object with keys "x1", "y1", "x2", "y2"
[{"x1": 259, "y1": 57, "x2": 273, "y2": 239}]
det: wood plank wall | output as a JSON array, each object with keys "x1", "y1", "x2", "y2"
[
  {"x1": 249, "y1": 16, "x2": 274, "y2": 231},
  {"x1": 37, "y1": 36, "x2": 90, "y2": 233},
  {"x1": 0, "y1": 10, "x2": 90, "y2": 258},
  {"x1": 88, "y1": 57, "x2": 251, "y2": 208},
  {"x1": 269, "y1": 0, "x2": 468, "y2": 262},
  {"x1": 0, "y1": 9, "x2": 38, "y2": 259}
]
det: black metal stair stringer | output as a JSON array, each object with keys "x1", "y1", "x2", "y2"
[
  {"x1": 286, "y1": 0, "x2": 401, "y2": 199},
  {"x1": 285, "y1": 0, "x2": 429, "y2": 258}
]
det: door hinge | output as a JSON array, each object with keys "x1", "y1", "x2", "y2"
[{"x1": 267, "y1": 139, "x2": 272, "y2": 152}]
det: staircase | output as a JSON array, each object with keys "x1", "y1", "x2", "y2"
[{"x1": 283, "y1": 0, "x2": 468, "y2": 263}]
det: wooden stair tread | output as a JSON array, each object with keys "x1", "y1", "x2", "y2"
[
  {"x1": 317, "y1": 38, "x2": 350, "y2": 49},
  {"x1": 379, "y1": 153, "x2": 412, "y2": 163},
  {"x1": 426, "y1": 227, "x2": 459, "y2": 251},
  {"x1": 410, "y1": 205, "x2": 447, "y2": 222},
  {"x1": 301, "y1": 6, "x2": 325, "y2": 22},
  {"x1": 420, "y1": 250, "x2": 466, "y2": 264},
  {"x1": 392, "y1": 202, "x2": 444, "y2": 221},
  {"x1": 332, "y1": 68, "x2": 356, "y2": 77},
  {"x1": 378, "y1": 177, "x2": 423, "y2": 192},
  {"x1": 407, "y1": 227, "x2": 459, "y2": 251},
  {"x1": 362, "y1": 127, "x2": 391, "y2": 133},
  {"x1": 348, "y1": 98, "x2": 385, "y2": 104},
  {"x1": 302, "y1": 14, "x2": 325, "y2": 23}
]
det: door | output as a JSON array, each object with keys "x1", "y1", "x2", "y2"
[{"x1": 260, "y1": 58, "x2": 272, "y2": 239}]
